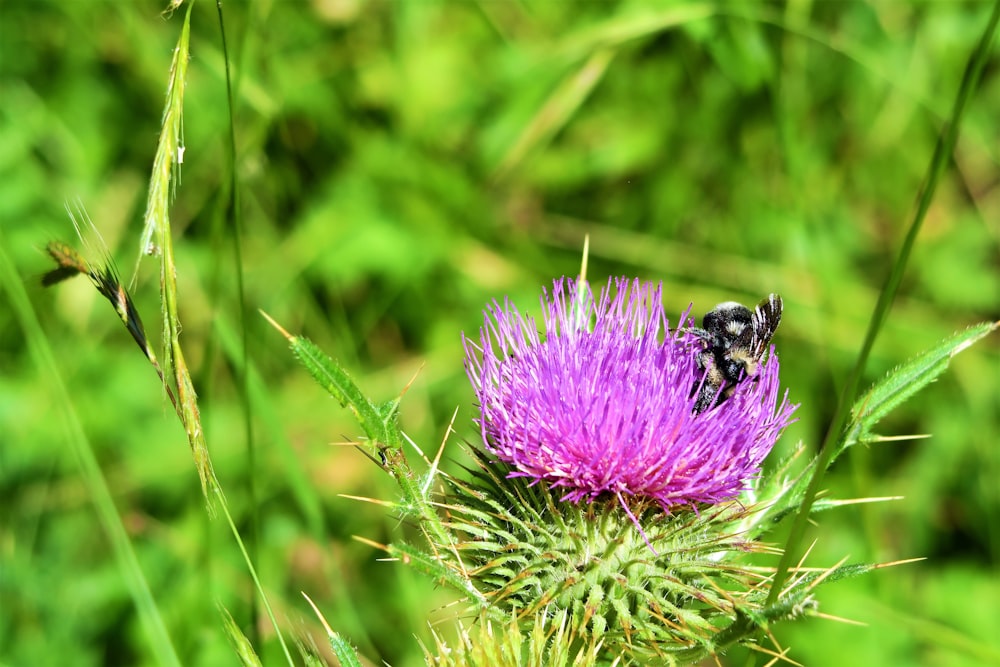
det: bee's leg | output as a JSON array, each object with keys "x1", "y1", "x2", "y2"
[
  {"x1": 692, "y1": 361, "x2": 725, "y2": 414},
  {"x1": 693, "y1": 381, "x2": 718, "y2": 414},
  {"x1": 694, "y1": 347, "x2": 712, "y2": 372}
]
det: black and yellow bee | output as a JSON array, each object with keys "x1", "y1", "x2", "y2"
[{"x1": 690, "y1": 294, "x2": 783, "y2": 414}]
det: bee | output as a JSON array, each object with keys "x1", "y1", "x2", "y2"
[{"x1": 690, "y1": 294, "x2": 783, "y2": 414}]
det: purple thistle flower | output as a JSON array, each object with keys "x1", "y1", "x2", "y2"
[{"x1": 464, "y1": 277, "x2": 797, "y2": 519}]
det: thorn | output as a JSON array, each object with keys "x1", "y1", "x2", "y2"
[
  {"x1": 872, "y1": 556, "x2": 926, "y2": 569},
  {"x1": 822, "y1": 495, "x2": 904, "y2": 507},
  {"x1": 354, "y1": 444, "x2": 388, "y2": 470},
  {"x1": 351, "y1": 535, "x2": 389, "y2": 551},
  {"x1": 338, "y1": 494, "x2": 399, "y2": 509},
  {"x1": 812, "y1": 611, "x2": 867, "y2": 626},
  {"x1": 399, "y1": 361, "x2": 425, "y2": 401},
  {"x1": 259, "y1": 309, "x2": 294, "y2": 341},
  {"x1": 761, "y1": 647, "x2": 801, "y2": 667},
  {"x1": 780, "y1": 540, "x2": 819, "y2": 598},
  {"x1": 301, "y1": 592, "x2": 337, "y2": 637},
  {"x1": 402, "y1": 429, "x2": 428, "y2": 464},
  {"x1": 866, "y1": 433, "x2": 932, "y2": 442},
  {"x1": 421, "y1": 406, "x2": 458, "y2": 498},
  {"x1": 797, "y1": 539, "x2": 818, "y2": 568}
]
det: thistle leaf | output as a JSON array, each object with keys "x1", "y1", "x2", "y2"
[
  {"x1": 845, "y1": 321, "x2": 998, "y2": 451},
  {"x1": 327, "y1": 634, "x2": 363, "y2": 667},
  {"x1": 283, "y1": 330, "x2": 402, "y2": 451},
  {"x1": 264, "y1": 313, "x2": 455, "y2": 544},
  {"x1": 382, "y1": 541, "x2": 490, "y2": 610}
]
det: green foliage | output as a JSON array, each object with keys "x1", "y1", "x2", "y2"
[{"x1": 2, "y1": 1, "x2": 998, "y2": 666}]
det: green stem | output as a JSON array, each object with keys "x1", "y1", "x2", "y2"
[{"x1": 213, "y1": 0, "x2": 260, "y2": 647}]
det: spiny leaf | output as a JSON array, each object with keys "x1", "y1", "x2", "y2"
[
  {"x1": 263, "y1": 314, "x2": 402, "y2": 451},
  {"x1": 845, "y1": 321, "x2": 998, "y2": 453},
  {"x1": 328, "y1": 634, "x2": 363, "y2": 667},
  {"x1": 263, "y1": 312, "x2": 456, "y2": 547},
  {"x1": 382, "y1": 541, "x2": 490, "y2": 610}
]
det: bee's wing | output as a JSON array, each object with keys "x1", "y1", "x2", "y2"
[{"x1": 749, "y1": 294, "x2": 783, "y2": 358}]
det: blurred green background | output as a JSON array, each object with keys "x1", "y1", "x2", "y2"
[{"x1": 1, "y1": 1, "x2": 998, "y2": 665}]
